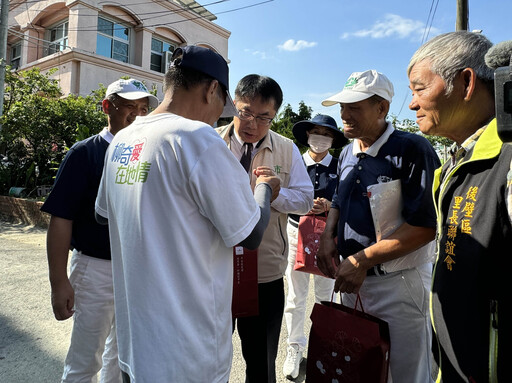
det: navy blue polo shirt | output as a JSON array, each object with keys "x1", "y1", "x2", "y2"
[
  {"x1": 289, "y1": 152, "x2": 339, "y2": 223},
  {"x1": 331, "y1": 125, "x2": 440, "y2": 258},
  {"x1": 41, "y1": 133, "x2": 111, "y2": 260}
]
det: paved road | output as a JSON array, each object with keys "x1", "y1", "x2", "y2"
[{"x1": 0, "y1": 220, "x2": 315, "y2": 382}]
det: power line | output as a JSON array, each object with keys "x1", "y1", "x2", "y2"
[
  {"x1": 5, "y1": 0, "x2": 232, "y2": 57},
  {"x1": 63, "y1": 0, "x2": 274, "y2": 31},
  {"x1": 423, "y1": 0, "x2": 440, "y2": 43},
  {"x1": 12, "y1": 0, "x2": 230, "y2": 23},
  {"x1": 397, "y1": 0, "x2": 440, "y2": 117},
  {"x1": 7, "y1": 0, "x2": 273, "y2": 33},
  {"x1": 5, "y1": 0, "x2": 218, "y2": 12},
  {"x1": 7, "y1": 28, "x2": 82, "y2": 54},
  {"x1": 421, "y1": 0, "x2": 435, "y2": 44},
  {"x1": 5, "y1": 0, "x2": 274, "y2": 63}
]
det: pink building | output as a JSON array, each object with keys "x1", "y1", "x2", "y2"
[{"x1": 6, "y1": 0, "x2": 231, "y2": 101}]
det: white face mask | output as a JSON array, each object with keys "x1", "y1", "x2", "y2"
[{"x1": 308, "y1": 134, "x2": 333, "y2": 153}]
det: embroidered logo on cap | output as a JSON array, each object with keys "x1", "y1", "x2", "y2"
[
  {"x1": 344, "y1": 77, "x2": 358, "y2": 89},
  {"x1": 131, "y1": 80, "x2": 148, "y2": 92}
]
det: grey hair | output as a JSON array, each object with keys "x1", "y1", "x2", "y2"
[{"x1": 407, "y1": 31, "x2": 494, "y2": 95}]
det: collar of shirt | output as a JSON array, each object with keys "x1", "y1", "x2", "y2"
[
  {"x1": 99, "y1": 127, "x2": 114, "y2": 144},
  {"x1": 449, "y1": 125, "x2": 487, "y2": 167},
  {"x1": 230, "y1": 130, "x2": 252, "y2": 160},
  {"x1": 352, "y1": 121, "x2": 394, "y2": 157},
  {"x1": 230, "y1": 128, "x2": 258, "y2": 161},
  {"x1": 461, "y1": 125, "x2": 487, "y2": 153},
  {"x1": 303, "y1": 151, "x2": 332, "y2": 167}
]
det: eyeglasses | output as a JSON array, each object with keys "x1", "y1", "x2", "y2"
[{"x1": 237, "y1": 109, "x2": 274, "y2": 126}]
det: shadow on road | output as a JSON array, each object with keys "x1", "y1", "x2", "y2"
[
  {"x1": 0, "y1": 222, "x2": 72, "y2": 382},
  {"x1": 0, "y1": 221, "x2": 46, "y2": 236},
  {"x1": 0, "y1": 314, "x2": 68, "y2": 382}
]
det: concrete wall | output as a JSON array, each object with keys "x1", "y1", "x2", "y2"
[{"x1": 0, "y1": 196, "x2": 50, "y2": 228}]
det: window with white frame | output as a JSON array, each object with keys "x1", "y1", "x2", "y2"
[
  {"x1": 150, "y1": 37, "x2": 177, "y2": 73},
  {"x1": 10, "y1": 42, "x2": 22, "y2": 69},
  {"x1": 44, "y1": 20, "x2": 69, "y2": 56},
  {"x1": 96, "y1": 16, "x2": 130, "y2": 63}
]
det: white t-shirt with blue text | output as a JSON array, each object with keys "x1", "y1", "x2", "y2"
[{"x1": 96, "y1": 113, "x2": 260, "y2": 382}]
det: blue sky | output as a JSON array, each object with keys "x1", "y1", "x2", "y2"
[{"x1": 210, "y1": 0, "x2": 511, "y2": 126}]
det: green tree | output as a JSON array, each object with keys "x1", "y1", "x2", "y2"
[
  {"x1": 271, "y1": 101, "x2": 313, "y2": 150},
  {"x1": 297, "y1": 101, "x2": 313, "y2": 121},
  {"x1": 390, "y1": 114, "x2": 452, "y2": 163},
  {"x1": 271, "y1": 104, "x2": 295, "y2": 141},
  {"x1": 0, "y1": 67, "x2": 107, "y2": 196}
]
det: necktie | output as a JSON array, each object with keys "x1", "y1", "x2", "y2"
[{"x1": 240, "y1": 143, "x2": 253, "y2": 173}]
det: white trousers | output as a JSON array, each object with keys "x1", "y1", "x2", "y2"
[
  {"x1": 343, "y1": 263, "x2": 434, "y2": 383},
  {"x1": 284, "y1": 222, "x2": 335, "y2": 351},
  {"x1": 62, "y1": 251, "x2": 121, "y2": 383}
]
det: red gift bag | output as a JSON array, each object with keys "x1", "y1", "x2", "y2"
[
  {"x1": 306, "y1": 295, "x2": 390, "y2": 383},
  {"x1": 231, "y1": 246, "x2": 258, "y2": 318},
  {"x1": 294, "y1": 214, "x2": 329, "y2": 277}
]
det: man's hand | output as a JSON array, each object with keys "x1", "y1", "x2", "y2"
[
  {"x1": 316, "y1": 233, "x2": 339, "y2": 279},
  {"x1": 256, "y1": 175, "x2": 281, "y2": 201},
  {"x1": 333, "y1": 253, "x2": 367, "y2": 294},
  {"x1": 316, "y1": 208, "x2": 340, "y2": 278},
  {"x1": 50, "y1": 279, "x2": 75, "y2": 321},
  {"x1": 253, "y1": 165, "x2": 274, "y2": 177},
  {"x1": 46, "y1": 215, "x2": 74, "y2": 321},
  {"x1": 307, "y1": 197, "x2": 331, "y2": 215}
]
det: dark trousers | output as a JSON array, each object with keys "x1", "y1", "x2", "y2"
[
  {"x1": 121, "y1": 371, "x2": 130, "y2": 383},
  {"x1": 234, "y1": 278, "x2": 285, "y2": 383}
]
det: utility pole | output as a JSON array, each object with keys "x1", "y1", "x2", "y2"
[
  {"x1": 456, "y1": 0, "x2": 469, "y2": 31},
  {"x1": 0, "y1": 0, "x2": 10, "y2": 132}
]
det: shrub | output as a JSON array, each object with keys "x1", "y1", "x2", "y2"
[{"x1": 0, "y1": 67, "x2": 106, "y2": 196}]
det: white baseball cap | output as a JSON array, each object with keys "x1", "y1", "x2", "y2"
[
  {"x1": 105, "y1": 78, "x2": 159, "y2": 109},
  {"x1": 322, "y1": 70, "x2": 394, "y2": 106}
]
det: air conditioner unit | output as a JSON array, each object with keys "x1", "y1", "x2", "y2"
[{"x1": 162, "y1": 51, "x2": 174, "y2": 72}]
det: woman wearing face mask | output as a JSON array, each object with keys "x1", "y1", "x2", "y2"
[{"x1": 282, "y1": 114, "x2": 348, "y2": 380}]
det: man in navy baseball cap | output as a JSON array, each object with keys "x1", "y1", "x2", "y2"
[
  {"x1": 95, "y1": 44, "x2": 280, "y2": 382},
  {"x1": 170, "y1": 45, "x2": 238, "y2": 118}
]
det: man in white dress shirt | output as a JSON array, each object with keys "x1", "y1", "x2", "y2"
[{"x1": 216, "y1": 74, "x2": 314, "y2": 383}]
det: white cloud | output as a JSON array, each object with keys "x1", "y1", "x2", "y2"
[
  {"x1": 341, "y1": 14, "x2": 440, "y2": 41},
  {"x1": 277, "y1": 39, "x2": 318, "y2": 52},
  {"x1": 244, "y1": 48, "x2": 269, "y2": 60}
]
